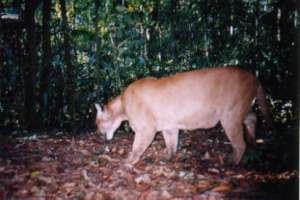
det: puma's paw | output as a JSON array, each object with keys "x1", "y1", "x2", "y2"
[
  {"x1": 161, "y1": 148, "x2": 173, "y2": 161},
  {"x1": 125, "y1": 152, "x2": 140, "y2": 165}
]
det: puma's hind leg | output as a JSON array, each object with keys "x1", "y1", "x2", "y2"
[
  {"x1": 162, "y1": 129, "x2": 179, "y2": 160},
  {"x1": 221, "y1": 117, "x2": 246, "y2": 164},
  {"x1": 244, "y1": 112, "x2": 257, "y2": 143}
]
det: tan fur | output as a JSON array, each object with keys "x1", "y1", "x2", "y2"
[{"x1": 95, "y1": 67, "x2": 271, "y2": 165}]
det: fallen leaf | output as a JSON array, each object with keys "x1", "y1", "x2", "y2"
[
  {"x1": 41, "y1": 156, "x2": 51, "y2": 161},
  {"x1": 207, "y1": 168, "x2": 220, "y2": 174},
  {"x1": 98, "y1": 154, "x2": 119, "y2": 163},
  {"x1": 93, "y1": 192, "x2": 106, "y2": 200},
  {"x1": 256, "y1": 139, "x2": 264, "y2": 144},
  {"x1": 104, "y1": 146, "x2": 110, "y2": 152},
  {"x1": 161, "y1": 190, "x2": 172, "y2": 199},
  {"x1": 196, "y1": 180, "x2": 214, "y2": 192},
  {"x1": 118, "y1": 148, "x2": 125, "y2": 155},
  {"x1": 111, "y1": 147, "x2": 117, "y2": 153},
  {"x1": 0, "y1": 166, "x2": 5, "y2": 172},
  {"x1": 135, "y1": 174, "x2": 151, "y2": 185},
  {"x1": 197, "y1": 174, "x2": 206, "y2": 179},
  {"x1": 82, "y1": 169, "x2": 90, "y2": 180},
  {"x1": 232, "y1": 174, "x2": 245, "y2": 179},
  {"x1": 202, "y1": 151, "x2": 211, "y2": 160},
  {"x1": 224, "y1": 171, "x2": 235, "y2": 176},
  {"x1": 30, "y1": 171, "x2": 41, "y2": 178},
  {"x1": 152, "y1": 166, "x2": 176, "y2": 178},
  {"x1": 62, "y1": 182, "x2": 76, "y2": 194},
  {"x1": 15, "y1": 188, "x2": 29, "y2": 198},
  {"x1": 144, "y1": 190, "x2": 160, "y2": 200},
  {"x1": 212, "y1": 181, "x2": 232, "y2": 193},
  {"x1": 79, "y1": 149, "x2": 91, "y2": 156},
  {"x1": 38, "y1": 175, "x2": 53, "y2": 184},
  {"x1": 63, "y1": 182, "x2": 76, "y2": 188},
  {"x1": 218, "y1": 155, "x2": 225, "y2": 165},
  {"x1": 84, "y1": 192, "x2": 95, "y2": 200}
]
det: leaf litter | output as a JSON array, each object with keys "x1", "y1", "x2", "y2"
[{"x1": 0, "y1": 128, "x2": 298, "y2": 200}]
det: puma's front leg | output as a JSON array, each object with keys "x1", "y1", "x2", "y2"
[
  {"x1": 126, "y1": 129, "x2": 156, "y2": 165},
  {"x1": 162, "y1": 129, "x2": 179, "y2": 160}
]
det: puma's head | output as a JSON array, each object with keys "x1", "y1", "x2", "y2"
[{"x1": 95, "y1": 103, "x2": 122, "y2": 140}]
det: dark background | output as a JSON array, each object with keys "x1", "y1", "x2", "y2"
[{"x1": 0, "y1": 0, "x2": 298, "y2": 135}]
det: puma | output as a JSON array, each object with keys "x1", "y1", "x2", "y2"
[{"x1": 95, "y1": 67, "x2": 272, "y2": 165}]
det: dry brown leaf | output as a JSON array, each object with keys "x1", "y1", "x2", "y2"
[
  {"x1": 79, "y1": 149, "x2": 91, "y2": 156},
  {"x1": 84, "y1": 192, "x2": 95, "y2": 200},
  {"x1": 218, "y1": 155, "x2": 225, "y2": 165},
  {"x1": 208, "y1": 195, "x2": 218, "y2": 200},
  {"x1": 211, "y1": 181, "x2": 232, "y2": 193},
  {"x1": 93, "y1": 192, "x2": 107, "y2": 200},
  {"x1": 15, "y1": 188, "x2": 30, "y2": 198},
  {"x1": 98, "y1": 154, "x2": 119, "y2": 163},
  {"x1": 232, "y1": 174, "x2": 245, "y2": 179},
  {"x1": 144, "y1": 190, "x2": 160, "y2": 200},
  {"x1": 196, "y1": 180, "x2": 214, "y2": 192},
  {"x1": 118, "y1": 148, "x2": 125, "y2": 155},
  {"x1": 0, "y1": 166, "x2": 6, "y2": 172},
  {"x1": 62, "y1": 182, "x2": 76, "y2": 194},
  {"x1": 161, "y1": 190, "x2": 172, "y2": 199},
  {"x1": 37, "y1": 175, "x2": 53, "y2": 184},
  {"x1": 202, "y1": 151, "x2": 211, "y2": 160},
  {"x1": 63, "y1": 182, "x2": 76, "y2": 188},
  {"x1": 207, "y1": 168, "x2": 220, "y2": 174},
  {"x1": 111, "y1": 147, "x2": 117, "y2": 153},
  {"x1": 224, "y1": 171, "x2": 235, "y2": 176},
  {"x1": 152, "y1": 166, "x2": 176, "y2": 178},
  {"x1": 82, "y1": 169, "x2": 90, "y2": 180},
  {"x1": 134, "y1": 174, "x2": 151, "y2": 185}
]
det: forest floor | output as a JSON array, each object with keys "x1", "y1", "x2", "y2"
[{"x1": 0, "y1": 126, "x2": 298, "y2": 200}]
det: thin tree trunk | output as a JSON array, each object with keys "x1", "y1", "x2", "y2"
[
  {"x1": 24, "y1": 0, "x2": 38, "y2": 129},
  {"x1": 170, "y1": 0, "x2": 178, "y2": 58},
  {"x1": 51, "y1": 66, "x2": 64, "y2": 127},
  {"x1": 149, "y1": 0, "x2": 160, "y2": 59},
  {"x1": 14, "y1": 0, "x2": 23, "y2": 127},
  {"x1": 59, "y1": 0, "x2": 76, "y2": 128},
  {"x1": 94, "y1": 0, "x2": 101, "y2": 86},
  {"x1": 40, "y1": 0, "x2": 52, "y2": 128}
]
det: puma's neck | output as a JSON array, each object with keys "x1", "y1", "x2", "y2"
[{"x1": 107, "y1": 95, "x2": 125, "y2": 117}]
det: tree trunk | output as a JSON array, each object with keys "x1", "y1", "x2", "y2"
[
  {"x1": 50, "y1": 66, "x2": 64, "y2": 128},
  {"x1": 13, "y1": 0, "x2": 23, "y2": 127},
  {"x1": 170, "y1": 0, "x2": 178, "y2": 58},
  {"x1": 149, "y1": 0, "x2": 160, "y2": 62},
  {"x1": 24, "y1": 0, "x2": 38, "y2": 130},
  {"x1": 59, "y1": 0, "x2": 76, "y2": 128},
  {"x1": 94, "y1": 0, "x2": 101, "y2": 87},
  {"x1": 40, "y1": 0, "x2": 52, "y2": 128}
]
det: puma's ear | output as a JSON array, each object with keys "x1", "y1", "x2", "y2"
[{"x1": 95, "y1": 103, "x2": 103, "y2": 116}]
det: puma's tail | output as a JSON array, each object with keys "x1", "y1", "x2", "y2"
[{"x1": 256, "y1": 83, "x2": 273, "y2": 127}]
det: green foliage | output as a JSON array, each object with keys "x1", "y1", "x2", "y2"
[{"x1": 0, "y1": 0, "x2": 298, "y2": 131}]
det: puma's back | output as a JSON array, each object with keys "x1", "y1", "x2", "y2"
[{"x1": 122, "y1": 67, "x2": 258, "y2": 131}]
